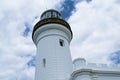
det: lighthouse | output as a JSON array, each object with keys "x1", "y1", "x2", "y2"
[{"x1": 32, "y1": 9, "x2": 73, "y2": 80}]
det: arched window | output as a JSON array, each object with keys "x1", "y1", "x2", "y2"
[
  {"x1": 43, "y1": 58, "x2": 46, "y2": 67},
  {"x1": 59, "y1": 39, "x2": 64, "y2": 47}
]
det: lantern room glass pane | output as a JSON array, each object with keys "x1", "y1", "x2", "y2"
[{"x1": 41, "y1": 10, "x2": 62, "y2": 20}]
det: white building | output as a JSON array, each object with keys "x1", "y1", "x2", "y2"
[
  {"x1": 71, "y1": 58, "x2": 120, "y2": 80},
  {"x1": 32, "y1": 9, "x2": 120, "y2": 80}
]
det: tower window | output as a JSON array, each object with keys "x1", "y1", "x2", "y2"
[
  {"x1": 43, "y1": 58, "x2": 46, "y2": 67},
  {"x1": 59, "y1": 39, "x2": 64, "y2": 47}
]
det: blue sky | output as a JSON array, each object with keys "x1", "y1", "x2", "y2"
[
  {"x1": 0, "y1": 0, "x2": 120, "y2": 80},
  {"x1": 59, "y1": 0, "x2": 92, "y2": 20}
]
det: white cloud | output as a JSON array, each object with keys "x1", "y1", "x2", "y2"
[
  {"x1": 0, "y1": 0, "x2": 63, "y2": 80},
  {"x1": 69, "y1": 0, "x2": 120, "y2": 64},
  {"x1": 1, "y1": 0, "x2": 120, "y2": 80}
]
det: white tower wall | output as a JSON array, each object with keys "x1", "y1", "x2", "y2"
[{"x1": 33, "y1": 24, "x2": 73, "y2": 80}]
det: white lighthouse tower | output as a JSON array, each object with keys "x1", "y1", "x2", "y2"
[{"x1": 32, "y1": 9, "x2": 73, "y2": 80}]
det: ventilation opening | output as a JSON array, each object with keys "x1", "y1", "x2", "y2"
[
  {"x1": 43, "y1": 58, "x2": 46, "y2": 67},
  {"x1": 59, "y1": 39, "x2": 64, "y2": 47}
]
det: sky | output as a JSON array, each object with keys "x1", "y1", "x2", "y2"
[{"x1": 0, "y1": 0, "x2": 120, "y2": 80}]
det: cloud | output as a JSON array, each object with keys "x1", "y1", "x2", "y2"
[
  {"x1": 68, "y1": 0, "x2": 120, "y2": 64},
  {"x1": 0, "y1": 0, "x2": 120, "y2": 80},
  {"x1": 0, "y1": 0, "x2": 63, "y2": 80}
]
